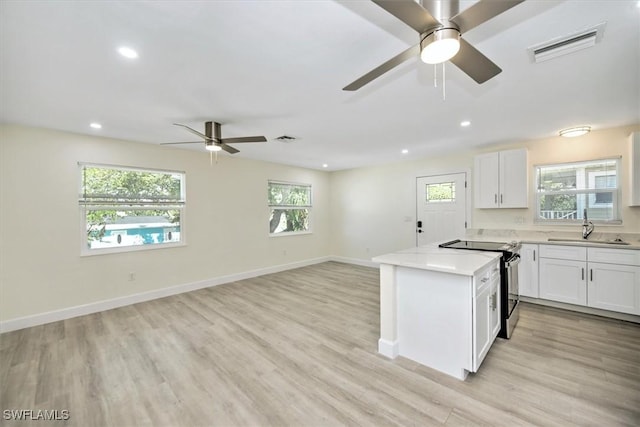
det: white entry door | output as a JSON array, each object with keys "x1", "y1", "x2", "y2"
[{"x1": 416, "y1": 173, "x2": 467, "y2": 246}]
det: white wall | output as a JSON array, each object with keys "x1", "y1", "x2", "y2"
[
  {"x1": 330, "y1": 124, "x2": 640, "y2": 261},
  {"x1": 0, "y1": 125, "x2": 331, "y2": 322}
]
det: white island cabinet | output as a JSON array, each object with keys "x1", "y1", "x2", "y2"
[{"x1": 373, "y1": 246, "x2": 501, "y2": 380}]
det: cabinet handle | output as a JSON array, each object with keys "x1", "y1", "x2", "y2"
[
  {"x1": 491, "y1": 294, "x2": 497, "y2": 311},
  {"x1": 533, "y1": 250, "x2": 536, "y2": 262},
  {"x1": 500, "y1": 194, "x2": 503, "y2": 204},
  {"x1": 494, "y1": 194, "x2": 498, "y2": 204},
  {"x1": 590, "y1": 269, "x2": 593, "y2": 282},
  {"x1": 581, "y1": 268, "x2": 584, "y2": 280}
]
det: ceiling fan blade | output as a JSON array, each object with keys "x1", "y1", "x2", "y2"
[
  {"x1": 221, "y1": 136, "x2": 267, "y2": 144},
  {"x1": 220, "y1": 144, "x2": 240, "y2": 154},
  {"x1": 343, "y1": 44, "x2": 420, "y2": 91},
  {"x1": 449, "y1": 38, "x2": 501, "y2": 84},
  {"x1": 372, "y1": 0, "x2": 440, "y2": 34},
  {"x1": 160, "y1": 141, "x2": 201, "y2": 145},
  {"x1": 173, "y1": 123, "x2": 209, "y2": 140},
  {"x1": 450, "y1": 0, "x2": 525, "y2": 34}
]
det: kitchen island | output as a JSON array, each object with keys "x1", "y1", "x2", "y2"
[{"x1": 373, "y1": 245, "x2": 501, "y2": 380}]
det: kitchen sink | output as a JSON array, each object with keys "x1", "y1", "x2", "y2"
[{"x1": 547, "y1": 238, "x2": 630, "y2": 245}]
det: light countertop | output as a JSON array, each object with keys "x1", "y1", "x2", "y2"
[
  {"x1": 372, "y1": 245, "x2": 501, "y2": 276},
  {"x1": 464, "y1": 229, "x2": 640, "y2": 250}
]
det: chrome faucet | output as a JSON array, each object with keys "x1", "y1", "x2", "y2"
[{"x1": 582, "y1": 208, "x2": 594, "y2": 239}]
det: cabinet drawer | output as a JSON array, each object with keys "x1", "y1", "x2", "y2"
[
  {"x1": 475, "y1": 261, "x2": 500, "y2": 294},
  {"x1": 588, "y1": 247, "x2": 640, "y2": 266},
  {"x1": 539, "y1": 245, "x2": 587, "y2": 261}
]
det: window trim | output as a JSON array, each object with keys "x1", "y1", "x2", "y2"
[
  {"x1": 268, "y1": 180, "x2": 312, "y2": 236},
  {"x1": 534, "y1": 157, "x2": 621, "y2": 225},
  {"x1": 79, "y1": 162, "x2": 187, "y2": 256}
]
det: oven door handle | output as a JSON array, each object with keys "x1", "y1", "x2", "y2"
[{"x1": 506, "y1": 253, "x2": 521, "y2": 267}]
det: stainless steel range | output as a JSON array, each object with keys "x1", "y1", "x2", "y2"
[{"x1": 439, "y1": 239, "x2": 521, "y2": 339}]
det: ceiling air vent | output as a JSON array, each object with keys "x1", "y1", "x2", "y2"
[
  {"x1": 274, "y1": 135, "x2": 298, "y2": 142},
  {"x1": 527, "y1": 22, "x2": 606, "y2": 63}
]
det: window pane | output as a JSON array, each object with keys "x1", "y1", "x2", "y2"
[
  {"x1": 268, "y1": 182, "x2": 311, "y2": 207},
  {"x1": 86, "y1": 209, "x2": 181, "y2": 249},
  {"x1": 426, "y1": 182, "x2": 455, "y2": 203},
  {"x1": 538, "y1": 194, "x2": 578, "y2": 220},
  {"x1": 81, "y1": 166, "x2": 183, "y2": 205},
  {"x1": 536, "y1": 158, "x2": 620, "y2": 222},
  {"x1": 269, "y1": 209, "x2": 309, "y2": 234}
]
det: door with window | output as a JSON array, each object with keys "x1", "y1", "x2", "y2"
[{"x1": 416, "y1": 173, "x2": 467, "y2": 246}]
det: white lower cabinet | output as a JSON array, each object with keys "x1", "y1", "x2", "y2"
[
  {"x1": 587, "y1": 262, "x2": 640, "y2": 315},
  {"x1": 539, "y1": 258, "x2": 587, "y2": 305},
  {"x1": 518, "y1": 244, "x2": 539, "y2": 298},
  {"x1": 537, "y1": 245, "x2": 640, "y2": 315},
  {"x1": 473, "y1": 265, "x2": 500, "y2": 371}
]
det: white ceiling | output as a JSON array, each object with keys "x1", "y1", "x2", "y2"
[{"x1": 1, "y1": 1, "x2": 639, "y2": 171}]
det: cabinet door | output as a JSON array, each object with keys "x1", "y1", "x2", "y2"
[
  {"x1": 473, "y1": 283, "x2": 492, "y2": 371},
  {"x1": 588, "y1": 262, "x2": 640, "y2": 315},
  {"x1": 490, "y1": 277, "x2": 501, "y2": 338},
  {"x1": 474, "y1": 152, "x2": 500, "y2": 208},
  {"x1": 518, "y1": 244, "x2": 539, "y2": 298},
  {"x1": 539, "y1": 258, "x2": 587, "y2": 305},
  {"x1": 630, "y1": 132, "x2": 640, "y2": 206},
  {"x1": 499, "y1": 149, "x2": 528, "y2": 208}
]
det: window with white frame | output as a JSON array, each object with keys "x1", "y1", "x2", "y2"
[
  {"x1": 79, "y1": 163, "x2": 185, "y2": 254},
  {"x1": 268, "y1": 181, "x2": 311, "y2": 235},
  {"x1": 535, "y1": 158, "x2": 620, "y2": 223}
]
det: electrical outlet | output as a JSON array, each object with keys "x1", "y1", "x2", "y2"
[{"x1": 128, "y1": 272, "x2": 136, "y2": 281}]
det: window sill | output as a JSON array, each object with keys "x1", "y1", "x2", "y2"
[
  {"x1": 81, "y1": 241, "x2": 186, "y2": 257},
  {"x1": 269, "y1": 231, "x2": 312, "y2": 238}
]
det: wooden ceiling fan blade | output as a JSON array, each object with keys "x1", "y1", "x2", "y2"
[
  {"x1": 450, "y1": 0, "x2": 524, "y2": 34},
  {"x1": 343, "y1": 44, "x2": 420, "y2": 91},
  {"x1": 372, "y1": 0, "x2": 440, "y2": 34},
  {"x1": 220, "y1": 144, "x2": 240, "y2": 154},
  {"x1": 221, "y1": 136, "x2": 267, "y2": 144},
  {"x1": 173, "y1": 123, "x2": 209, "y2": 140},
  {"x1": 449, "y1": 38, "x2": 501, "y2": 84}
]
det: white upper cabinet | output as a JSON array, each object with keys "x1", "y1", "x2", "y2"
[
  {"x1": 474, "y1": 148, "x2": 528, "y2": 208},
  {"x1": 630, "y1": 132, "x2": 640, "y2": 206}
]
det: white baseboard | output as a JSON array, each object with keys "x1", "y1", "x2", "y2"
[
  {"x1": 330, "y1": 255, "x2": 378, "y2": 269},
  {"x1": 0, "y1": 256, "x2": 332, "y2": 333},
  {"x1": 520, "y1": 297, "x2": 640, "y2": 324},
  {"x1": 378, "y1": 338, "x2": 399, "y2": 359}
]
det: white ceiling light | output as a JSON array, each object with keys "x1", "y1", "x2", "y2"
[
  {"x1": 205, "y1": 143, "x2": 222, "y2": 151},
  {"x1": 117, "y1": 46, "x2": 138, "y2": 59},
  {"x1": 460, "y1": 120, "x2": 471, "y2": 127},
  {"x1": 559, "y1": 126, "x2": 591, "y2": 138},
  {"x1": 420, "y1": 28, "x2": 461, "y2": 64},
  {"x1": 322, "y1": 163, "x2": 328, "y2": 168},
  {"x1": 401, "y1": 149, "x2": 409, "y2": 154},
  {"x1": 89, "y1": 122, "x2": 102, "y2": 129}
]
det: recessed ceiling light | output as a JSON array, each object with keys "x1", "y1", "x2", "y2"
[
  {"x1": 559, "y1": 126, "x2": 591, "y2": 138},
  {"x1": 460, "y1": 120, "x2": 471, "y2": 127},
  {"x1": 401, "y1": 149, "x2": 409, "y2": 154},
  {"x1": 322, "y1": 164, "x2": 328, "y2": 168},
  {"x1": 117, "y1": 46, "x2": 138, "y2": 59},
  {"x1": 90, "y1": 122, "x2": 102, "y2": 129}
]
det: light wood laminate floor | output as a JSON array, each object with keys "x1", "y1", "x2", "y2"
[{"x1": 1, "y1": 261, "x2": 639, "y2": 426}]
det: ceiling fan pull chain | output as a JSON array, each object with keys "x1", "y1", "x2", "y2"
[
  {"x1": 434, "y1": 64, "x2": 438, "y2": 88},
  {"x1": 442, "y1": 63, "x2": 446, "y2": 101}
]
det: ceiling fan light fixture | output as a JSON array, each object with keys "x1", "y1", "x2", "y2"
[
  {"x1": 420, "y1": 28, "x2": 461, "y2": 64},
  {"x1": 559, "y1": 126, "x2": 591, "y2": 138},
  {"x1": 205, "y1": 142, "x2": 222, "y2": 152}
]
